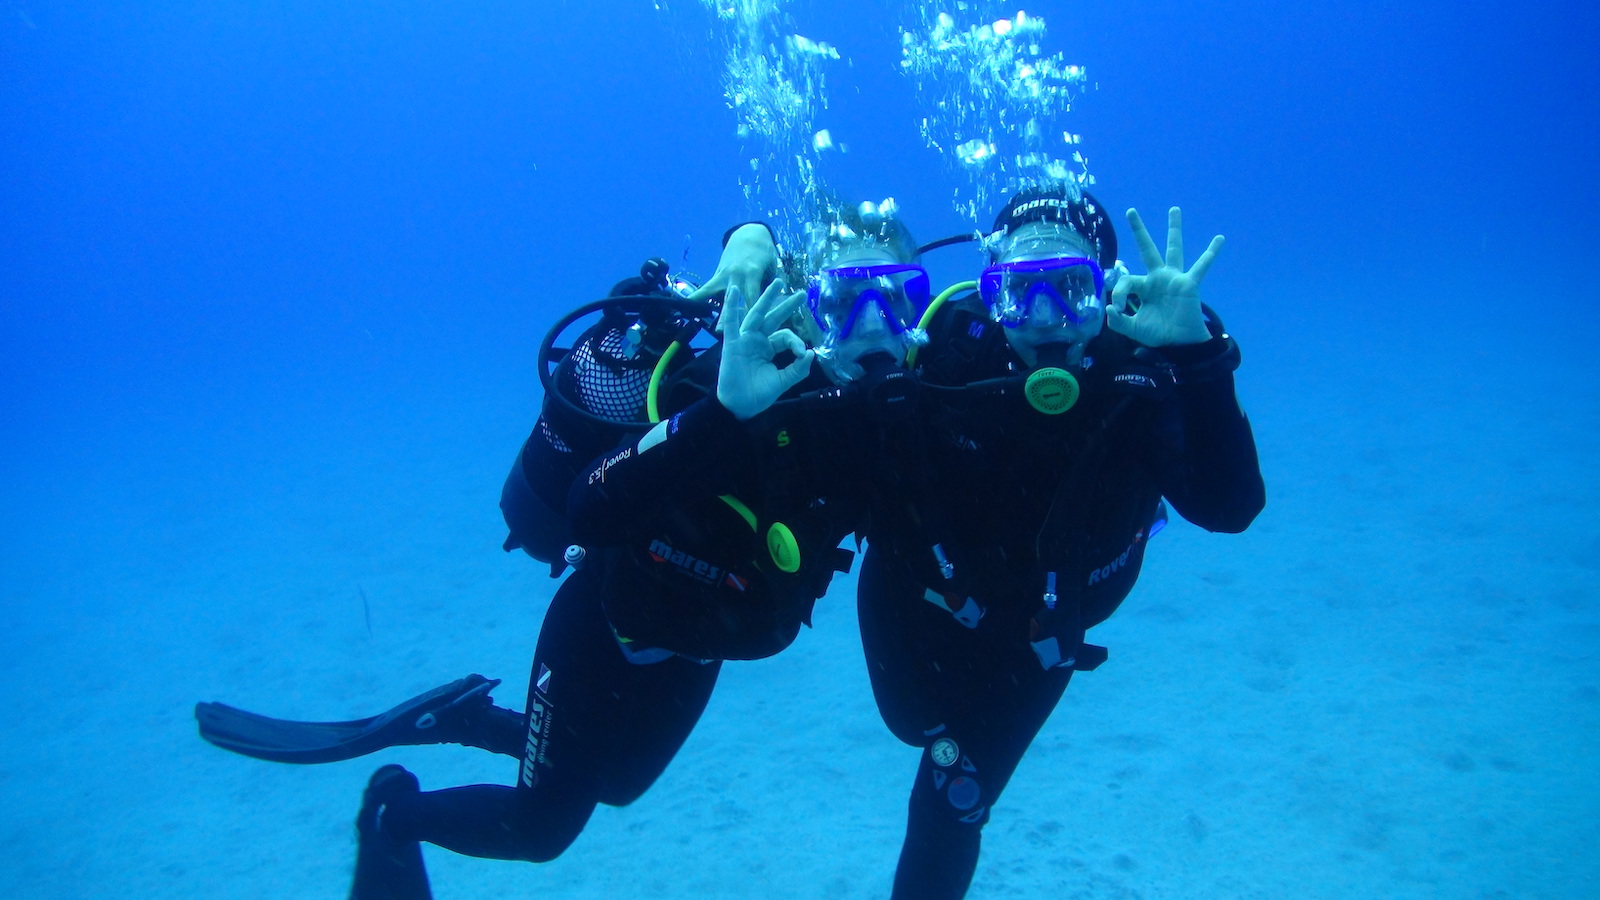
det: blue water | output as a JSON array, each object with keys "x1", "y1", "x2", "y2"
[{"x1": 3, "y1": 1, "x2": 1597, "y2": 897}]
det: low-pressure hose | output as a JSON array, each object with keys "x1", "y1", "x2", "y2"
[
  {"x1": 643, "y1": 336, "x2": 768, "y2": 554},
  {"x1": 646, "y1": 340, "x2": 685, "y2": 424},
  {"x1": 905, "y1": 280, "x2": 977, "y2": 369},
  {"x1": 645, "y1": 332, "x2": 802, "y2": 571}
]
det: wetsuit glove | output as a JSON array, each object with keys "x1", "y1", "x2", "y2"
[
  {"x1": 716, "y1": 281, "x2": 815, "y2": 421},
  {"x1": 1108, "y1": 207, "x2": 1223, "y2": 348}
]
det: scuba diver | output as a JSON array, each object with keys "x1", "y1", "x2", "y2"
[
  {"x1": 194, "y1": 206, "x2": 933, "y2": 898},
  {"x1": 855, "y1": 185, "x2": 1266, "y2": 899}
]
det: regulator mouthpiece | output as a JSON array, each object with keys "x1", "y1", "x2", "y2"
[
  {"x1": 859, "y1": 352, "x2": 919, "y2": 421},
  {"x1": 1024, "y1": 366, "x2": 1079, "y2": 415}
]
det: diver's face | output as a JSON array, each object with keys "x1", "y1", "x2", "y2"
[
  {"x1": 809, "y1": 249, "x2": 925, "y2": 385},
  {"x1": 992, "y1": 224, "x2": 1107, "y2": 368}
]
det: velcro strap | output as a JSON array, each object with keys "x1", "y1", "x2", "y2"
[
  {"x1": 923, "y1": 588, "x2": 983, "y2": 629},
  {"x1": 1030, "y1": 639, "x2": 1109, "y2": 671},
  {"x1": 1073, "y1": 643, "x2": 1109, "y2": 671}
]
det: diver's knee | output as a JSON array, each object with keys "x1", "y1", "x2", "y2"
[
  {"x1": 505, "y1": 788, "x2": 594, "y2": 863},
  {"x1": 515, "y1": 839, "x2": 570, "y2": 864},
  {"x1": 595, "y1": 777, "x2": 653, "y2": 808},
  {"x1": 508, "y1": 810, "x2": 585, "y2": 863}
]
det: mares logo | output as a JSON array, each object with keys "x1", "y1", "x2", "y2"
[
  {"x1": 647, "y1": 538, "x2": 745, "y2": 590},
  {"x1": 588, "y1": 447, "x2": 632, "y2": 485},
  {"x1": 1008, "y1": 197, "x2": 1074, "y2": 220},
  {"x1": 519, "y1": 665, "x2": 554, "y2": 788}
]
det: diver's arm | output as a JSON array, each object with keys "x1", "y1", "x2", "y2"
[
  {"x1": 1152, "y1": 339, "x2": 1265, "y2": 534},
  {"x1": 568, "y1": 279, "x2": 812, "y2": 543},
  {"x1": 1104, "y1": 204, "x2": 1262, "y2": 531},
  {"x1": 566, "y1": 395, "x2": 751, "y2": 546}
]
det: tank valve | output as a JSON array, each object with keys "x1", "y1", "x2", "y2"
[{"x1": 640, "y1": 257, "x2": 670, "y2": 291}]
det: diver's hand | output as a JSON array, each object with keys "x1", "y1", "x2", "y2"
[
  {"x1": 1107, "y1": 207, "x2": 1221, "y2": 347},
  {"x1": 716, "y1": 281, "x2": 815, "y2": 421},
  {"x1": 690, "y1": 223, "x2": 779, "y2": 323}
]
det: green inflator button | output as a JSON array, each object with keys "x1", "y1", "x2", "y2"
[{"x1": 766, "y1": 522, "x2": 801, "y2": 573}]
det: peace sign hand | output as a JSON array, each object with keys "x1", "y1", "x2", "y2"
[
  {"x1": 715, "y1": 281, "x2": 815, "y2": 421},
  {"x1": 1107, "y1": 207, "x2": 1223, "y2": 348}
]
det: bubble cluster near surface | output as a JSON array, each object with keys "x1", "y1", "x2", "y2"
[
  {"x1": 901, "y1": 3, "x2": 1093, "y2": 223},
  {"x1": 671, "y1": 0, "x2": 1092, "y2": 254},
  {"x1": 694, "y1": 0, "x2": 843, "y2": 253}
]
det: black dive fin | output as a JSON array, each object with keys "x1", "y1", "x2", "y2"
[{"x1": 195, "y1": 674, "x2": 523, "y2": 764}]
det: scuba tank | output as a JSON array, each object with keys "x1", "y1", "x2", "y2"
[{"x1": 500, "y1": 258, "x2": 718, "y2": 574}]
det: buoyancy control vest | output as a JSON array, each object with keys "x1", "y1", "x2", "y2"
[
  {"x1": 879, "y1": 293, "x2": 1214, "y2": 636},
  {"x1": 500, "y1": 259, "x2": 718, "y2": 573},
  {"x1": 592, "y1": 348, "x2": 864, "y2": 661}
]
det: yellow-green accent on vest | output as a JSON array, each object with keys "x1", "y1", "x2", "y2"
[
  {"x1": 765, "y1": 521, "x2": 802, "y2": 573},
  {"x1": 717, "y1": 494, "x2": 758, "y2": 532},
  {"x1": 646, "y1": 340, "x2": 686, "y2": 424}
]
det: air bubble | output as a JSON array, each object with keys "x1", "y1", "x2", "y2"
[{"x1": 900, "y1": 1, "x2": 1092, "y2": 221}]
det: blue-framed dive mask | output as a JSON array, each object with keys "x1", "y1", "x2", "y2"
[
  {"x1": 806, "y1": 264, "x2": 932, "y2": 382},
  {"x1": 807, "y1": 264, "x2": 933, "y2": 344},
  {"x1": 978, "y1": 256, "x2": 1107, "y2": 348}
]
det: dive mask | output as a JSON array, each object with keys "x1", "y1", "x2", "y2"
[
  {"x1": 807, "y1": 264, "x2": 932, "y2": 345},
  {"x1": 979, "y1": 256, "x2": 1106, "y2": 345}
]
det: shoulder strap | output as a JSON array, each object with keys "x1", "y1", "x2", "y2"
[
  {"x1": 919, "y1": 293, "x2": 1010, "y2": 386},
  {"x1": 656, "y1": 342, "x2": 721, "y2": 418}
]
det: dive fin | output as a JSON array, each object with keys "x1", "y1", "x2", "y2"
[{"x1": 195, "y1": 674, "x2": 523, "y2": 764}]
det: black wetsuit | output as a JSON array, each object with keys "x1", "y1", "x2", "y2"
[
  {"x1": 858, "y1": 296, "x2": 1265, "y2": 899},
  {"x1": 379, "y1": 360, "x2": 871, "y2": 863}
]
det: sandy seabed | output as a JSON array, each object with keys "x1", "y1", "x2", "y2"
[{"x1": 3, "y1": 339, "x2": 1596, "y2": 900}]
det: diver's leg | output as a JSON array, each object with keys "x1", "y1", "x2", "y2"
[
  {"x1": 860, "y1": 548, "x2": 1077, "y2": 899},
  {"x1": 521, "y1": 566, "x2": 721, "y2": 811},
  {"x1": 374, "y1": 570, "x2": 720, "y2": 861},
  {"x1": 588, "y1": 653, "x2": 721, "y2": 806},
  {"x1": 856, "y1": 546, "x2": 951, "y2": 746},
  {"x1": 889, "y1": 652, "x2": 1072, "y2": 900}
]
